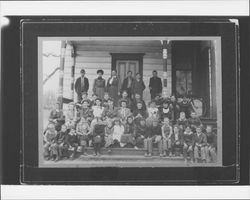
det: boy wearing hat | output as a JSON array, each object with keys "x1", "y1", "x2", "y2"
[{"x1": 75, "y1": 69, "x2": 89, "y2": 102}]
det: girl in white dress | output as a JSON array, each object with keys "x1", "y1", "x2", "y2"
[{"x1": 112, "y1": 118, "x2": 125, "y2": 147}]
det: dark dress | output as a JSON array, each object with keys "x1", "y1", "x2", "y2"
[
  {"x1": 107, "y1": 76, "x2": 120, "y2": 105},
  {"x1": 93, "y1": 77, "x2": 106, "y2": 100}
]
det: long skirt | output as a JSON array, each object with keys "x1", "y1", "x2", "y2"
[
  {"x1": 108, "y1": 85, "x2": 119, "y2": 105},
  {"x1": 95, "y1": 87, "x2": 105, "y2": 100}
]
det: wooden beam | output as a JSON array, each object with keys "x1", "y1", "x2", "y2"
[{"x1": 57, "y1": 41, "x2": 67, "y2": 109}]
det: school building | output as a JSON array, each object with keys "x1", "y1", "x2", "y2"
[{"x1": 59, "y1": 38, "x2": 221, "y2": 122}]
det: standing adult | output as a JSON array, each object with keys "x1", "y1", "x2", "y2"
[
  {"x1": 149, "y1": 70, "x2": 162, "y2": 100},
  {"x1": 121, "y1": 70, "x2": 134, "y2": 99},
  {"x1": 74, "y1": 69, "x2": 89, "y2": 102},
  {"x1": 93, "y1": 69, "x2": 106, "y2": 100},
  {"x1": 131, "y1": 73, "x2": 146, "y2": 99},
  {"x1": 107, "y1": 70, "x2": 120, "y2": 106}
]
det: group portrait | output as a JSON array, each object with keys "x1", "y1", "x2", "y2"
[{"x1": 39, "y1": 37, "x2": 222, "y2": 167}]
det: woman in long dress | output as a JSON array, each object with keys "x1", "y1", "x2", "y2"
[
  {"x1": 131, "y1": 73, "x2": 146, "y2": 99},
  {"x1": 93, "y1": 69, "x2": 106, "y2": 100},
  {"x1": 107, "y1": 70, "x2": 120, "y2": 106}
]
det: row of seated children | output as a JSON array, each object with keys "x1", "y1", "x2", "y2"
[{"x1": 44, "y1": 106, "x2": 217, "y2": 164}]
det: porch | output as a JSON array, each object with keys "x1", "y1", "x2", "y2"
[{"x1": 59, "y1": 38, "x2": 218, "y2": 119}]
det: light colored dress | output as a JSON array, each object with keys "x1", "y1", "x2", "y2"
[
  {"x1": 112, "y1": 125, "x2": 124, "y2": 142},
  {"x1": 92, "y1": 105, "x2": 104, "y2": 118}
]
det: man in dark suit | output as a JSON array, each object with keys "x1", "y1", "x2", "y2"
[
  {"x1": 75, "y1": 69, "x2": 89, "y2": 102},
  {"x1": 149, "y1": 70, "x2": 162, "y2": 100},
  {"x1": 121, "y1": 70, "x2": 134, "y2": 99}
]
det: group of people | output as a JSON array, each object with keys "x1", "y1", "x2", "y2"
[
  {"x1": 43, "y1": 69, "x2": 217, "y2": 164},
  {"x1": 74, "y1": 68, "x2": 163, "y2": 104}
]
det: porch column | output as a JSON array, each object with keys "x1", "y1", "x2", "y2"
[
  {"x1": 162, "y1": 40, "x2": 170, "y2": 98},
  {"x1": 58, "y1": 40, "x2": 67, "y2": 109},
  {"x1": 70, "y1": 43, "x2": 76, "y2": 102}
]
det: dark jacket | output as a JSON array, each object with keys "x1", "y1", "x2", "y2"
[
  {"x1": 121, "y1": 77, "x2": 134, "y2": 92},
  {"x1": 145, "y1": 125, "x2": 161, "y2": 138},
  {"x1": 75, "y1": 77, "x2": 89, "y2": 94},
  {"x1": 149, "y1": 76, "x2": 162, "y2": 94}
]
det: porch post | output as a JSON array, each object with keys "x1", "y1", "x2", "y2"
[
  {"x1": 58, "y1": 40, "x2": 67, "y2": 109},
  {"x1": 70, "y1": 43, "x2": 76, "y2": 102},
  {"x1": 162, "y1": 40, "x2": 170, "y2": 98}
]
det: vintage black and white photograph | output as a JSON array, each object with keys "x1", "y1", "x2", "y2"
[{"x1": 38, "y1": 36, "x2": 222, "y2": 168}]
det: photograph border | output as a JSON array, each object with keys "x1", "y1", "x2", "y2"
[{"x1": 21, "y1": 18, "x2": 239, "y2": 184}]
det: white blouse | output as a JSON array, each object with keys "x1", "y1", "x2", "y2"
[
  {"x1": 148, "y1": 107, "x2": 158, "y2": 118},
  {"x1": 112, "y1": 125, "x2": 124, "y2": 142},
  {"x1": 92, "y1": 105, "x2": 104, "y2": 118}
]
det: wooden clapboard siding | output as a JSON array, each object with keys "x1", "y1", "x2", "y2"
[{"x1": 62, "y1": 41, "x2": 172, "y2": 103}]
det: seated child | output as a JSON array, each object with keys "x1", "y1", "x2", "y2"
[
  {"x1": 48, "y1": 102, "x2": 65, "y2": 131},
  {"x1": 154, "y1": 94, "x2": 163, "y2": 108},
  {"x1": 54, "y1": 124, "x2": 69, "y2": 161},
  {"x1": 134, "y1": 118, "x2": 147, "y2": 149},
  {"x1": 112, "y1": 118, "x2": 125, "y2": 147},
  {"x1": 76, "y1": 117, "x2": 91, "y2": 156},
  {"x1": 193, "y1": 126, "x2": 207, "y2": 163},
  {"x1": 131, "y1": 93, "x2": 146, "y2": 112},
  {"x1": 92, "y1": 98, "x2": 105, "y2": 118},
  {"x1": 65, "y1": 102, "x2": 76, "y2": 124},
  {"x1": 103, "y1": 92, "x2": 110, "y2": 108},
  {"x1": 133, "y1": 101, "x2": 148, "y2": 125},
  {"x1": 65, "y1": 128, "x2": 79, "y2": 159},
  {"x1": 161, "y1": 117, "x2": 173, "y2": 157},
  {"x1": 170, "y1": 125, "x2": 184, "y2": 156},
  {"x1": 205, "y1": 125, "x2": 217, "y2": 163},
  {"x1": 176, "y1": 111, "x2": 189, "y2": 131},
  {"x1": 159, "y1": 100, "x2": 173, "y2": 122},
  {"x1": 80, "y1": 91, "x2": 89, "y2": 104},
  {"x1": 91, "y1": 117, "x2": 106, "y2": 156},
  {"x1": 77, "y1": 99, "x2": 93, "y2": 124},
  {"x1": 188, "y1": 111, "x2": 202, "y2": 132},
  {"x1": 178, "y1": 96, "x2": 193, "y2": 118},
  {"x1": 117, "y1": 99, "x2": 131, "y2": 125},
  {"x1": 144, "y1": 120, "x2": 163, "y2": 157},
  {"x1": 146, "y1": 100, "x2": 160, "y2": 126},
  {"x1": 102, "y1": 98, "x2": 118, "y2": 121},
  {"x1": 121, "y1": 116, "x2": 136, "y2": 148},
  {"x1": 43, "y1": 123, "x2": 57, "y2": 160},
  {"x1": 104, "y1": 120, "x2": 114, "y2": 152},
  {"x1": 118, "y1": 90, "x2": 132, "y2": 110},
  {"x1": 169, "y1": 95, "x2": 180, "y2": 123},
  {"x1": 183, "y1": 126, "x2": 194, "y2": 164},
  {"x1": 89, "y1": 93, "x2": 98, "y2": 107}
]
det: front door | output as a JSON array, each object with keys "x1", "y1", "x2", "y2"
[
  {"x1": 116, "y1": 60, "x2": 139, "y2": 84},
  {"x1": 111, "y1": 52, "x2": 144, "y2": 83}
]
